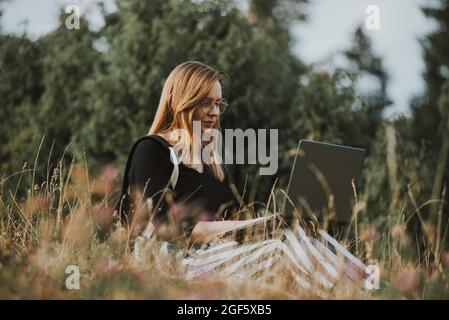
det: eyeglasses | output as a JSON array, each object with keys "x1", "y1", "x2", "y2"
[{"x1": 200, "y1": 98, "x2": 229, "y2": 115}]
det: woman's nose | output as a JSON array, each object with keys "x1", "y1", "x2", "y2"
[{"x1": 209, "y1": 104, "x2": 220, "y2": 117}]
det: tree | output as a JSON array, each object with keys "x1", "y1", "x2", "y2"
[
  {"x1": 411, "y1": 0, "x2": 449, "y2": 221},
  {"x1": 248, "y1": 0, "x2": 308, "y2": 29},
  {"x1": 75, "y1": 0, "x2": 305, "y2": 207},
  {"x1": 429, "y1": 80, "x2": 449, "y2": 221},
  {"x1": 30, "y1": 11, "x2": 100, "y2": 183},
  {"x1": 0, "y1": 35, "x2": 43, "y2": 177},
  {"x1": 344, "y1": 26, "x2": 390, "y2": 139},
  {"x1": 0, "y1": 0, "x2": 7, "y2": 32},
  {"x1": 413, "y1": 0, "x2": 449, "y2": 145}
]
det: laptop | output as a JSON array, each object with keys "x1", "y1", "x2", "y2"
[
  {"x1": 282, "y1": 140, "x2": 366, "y2": 227},
  {"x1": 213, "y1": 139, "x2": 365, "y2": 240}
]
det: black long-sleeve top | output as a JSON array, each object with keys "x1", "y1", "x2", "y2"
[{"x1": 127, "y1": 135, "x2": 239, "y2": 235}]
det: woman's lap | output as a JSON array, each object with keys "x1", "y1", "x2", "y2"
[{"x1": 180, "y1": 225, "x2": 367, "y2": 292}]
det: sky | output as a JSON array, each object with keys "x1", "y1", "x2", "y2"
[{"x1": 0, "y1": 0, "x2": 438, "y2": 118}]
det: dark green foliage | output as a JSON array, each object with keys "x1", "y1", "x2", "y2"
[
  {"x1": 411, "y1": 0, "x2": 449, "y2": 165},
  {"x1": 0, "y1": 35, "x2": 43, "y2": 175},
  {"x1": 409, "y1": 1, "x2": 449, "y2": 224}
]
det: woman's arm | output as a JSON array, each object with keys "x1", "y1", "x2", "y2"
[{"x1": 190, "y1": 218, "x2": 268, "y2": 244}]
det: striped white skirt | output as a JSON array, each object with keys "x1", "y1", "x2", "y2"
[
  {"x1": 134, "y1": 224, "x2": 368, "y2": 296},
  {"x1": 180, "y1": 225, "x2": 368, "y2": 295}
]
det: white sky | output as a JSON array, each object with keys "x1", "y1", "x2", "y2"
[{"x1": 0, "y1": 0, "x2": 438, "y2": 118}]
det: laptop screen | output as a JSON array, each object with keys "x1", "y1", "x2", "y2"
[{"x1": 283, "y1": 140, "x2": 365, "y2": 225}]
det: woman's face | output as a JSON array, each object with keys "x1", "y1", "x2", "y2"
[{"x1": 193, "y1": 80, "x2": 222, "y2": 132}]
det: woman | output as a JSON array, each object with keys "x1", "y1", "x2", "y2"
[
  {"x1": 116, "y1": 61, "x2": 368, "y2": 293},
  {"x1": 117, "y1": 60, "x2": 267, "y2": 244}
]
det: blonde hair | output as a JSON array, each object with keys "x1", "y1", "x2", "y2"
[{"x1": 149, "y1": 61, "x2": 225, "y2": 182}]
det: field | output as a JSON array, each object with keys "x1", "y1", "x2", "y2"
[{"x1": 1, "y1": 147, "x2": 448, "y2": 300}]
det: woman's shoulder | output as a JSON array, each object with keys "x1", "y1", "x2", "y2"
[{"x1": 132, "y1": 135, "x2": 171, "y2": 162}]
